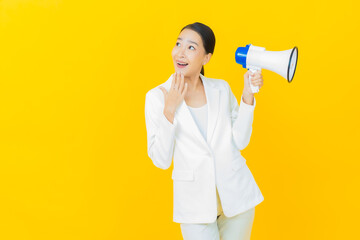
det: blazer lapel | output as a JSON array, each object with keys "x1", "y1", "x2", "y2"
[
  {"x1": 204, "y1": 76, "x2": 220, "y2": 146},
  {"x1": 172, "y1": 74, "x2": 220, "y2": 150}
]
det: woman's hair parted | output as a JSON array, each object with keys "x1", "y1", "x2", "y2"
[{"x1": 180, "y1": 22, "x2": 216, "y2": 76}]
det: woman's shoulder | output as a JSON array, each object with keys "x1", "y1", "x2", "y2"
[
  {"x1": 145, "y1": 75, "x2": 172, "y2": 104},
  {"x1": 145, "y1": 86, "x2": 163, "y2": 105},
  {"x1": 203, "y1": 75, "x2": 230, "y2": 91}
]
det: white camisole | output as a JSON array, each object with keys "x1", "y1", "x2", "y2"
[{"x1": 187, "y1": 103, "x2": 223, "y2": 216}]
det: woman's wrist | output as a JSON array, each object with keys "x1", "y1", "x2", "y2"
[
  {"x1": 163, "y1": 105, "x2": 176, "y2": 123},
  {"x1": 164, "y1": 104, "x2": 176, "y2": 115},
  {"x1": 242, "y1": 92, "x2": 254, "y2": 105}
]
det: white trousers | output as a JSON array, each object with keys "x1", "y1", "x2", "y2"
[{"x1": 180, "y1": 207, "x2": 255, "y2": 240}]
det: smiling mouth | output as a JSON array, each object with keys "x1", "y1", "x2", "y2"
[{"x1": 177, "y1": 62, "x2": 188, "y2": 67}]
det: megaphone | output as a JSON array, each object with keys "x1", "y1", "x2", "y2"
[{"x1": 235, "y1": 44, "x2": 298, "y2": 93}]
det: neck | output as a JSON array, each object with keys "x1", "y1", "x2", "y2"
[{"x1": 184, "y1": 73, "x2": 203, "y2": 91}]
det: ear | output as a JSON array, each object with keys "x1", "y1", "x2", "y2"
[{"x1": 203, "y1": 53, "x2": 212, "y2": 65}]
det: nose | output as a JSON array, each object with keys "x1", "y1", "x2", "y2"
[{"x1": 177, "y1": 46, "x2": 186, "y2": 59}]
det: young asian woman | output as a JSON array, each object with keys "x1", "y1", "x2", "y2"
[{"x1": 145, "y1": 22, "x2": 264, "y2": 240}]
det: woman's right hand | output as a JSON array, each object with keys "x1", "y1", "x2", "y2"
[{"x1": 159, "y1": 72, "x2": 188, "y2": 121}]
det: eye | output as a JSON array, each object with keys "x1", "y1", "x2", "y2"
[
  {"x1": 176, "y1": 42, "x2": 180, "y2": 46},
  {"x1": 189, "y1": 45, "x2": 195, "y2": 50}
]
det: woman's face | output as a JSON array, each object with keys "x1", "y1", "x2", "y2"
[{"x1": 171, "y1": 28, "x2": 212, "y2": 77}]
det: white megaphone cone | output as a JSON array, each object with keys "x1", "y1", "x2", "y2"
[{"x1": 235, "y1": 44, "x2": 298, "y2": 93}]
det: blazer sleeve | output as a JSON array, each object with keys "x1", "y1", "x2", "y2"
[
  {"x1": 227, "y1": 83, "x2": 256, "y2": 151},
  {"x1": 145, "y1": 90, "x2": 178, "y2": 170}
]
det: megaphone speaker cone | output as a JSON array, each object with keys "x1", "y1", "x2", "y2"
[{"x1": 287, "y1": 47, "x2": 298, "y2": 82}]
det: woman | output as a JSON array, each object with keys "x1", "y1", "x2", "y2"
[{"x1": 145, "y1": 22, "x2": 264, "y2": 240}]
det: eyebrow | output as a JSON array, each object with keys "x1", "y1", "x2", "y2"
[{"x1": 177, "y1": 37, "x2": 199, "y2": 46}]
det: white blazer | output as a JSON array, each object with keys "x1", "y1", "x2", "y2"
[{"x1": 145, "y1": 73, "x2": 264, "y2": 224}]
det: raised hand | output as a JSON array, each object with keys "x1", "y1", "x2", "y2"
[
  {"x1": 159, "y1": 72, "x2": 188, "y2": 123},
  {"x1": 243, "y1": 70, "x2": 264, "y2": 96}
]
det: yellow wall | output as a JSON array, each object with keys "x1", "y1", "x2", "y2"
[{"x1": 1, "y1": 0, "x2": 359, "y2": 239}]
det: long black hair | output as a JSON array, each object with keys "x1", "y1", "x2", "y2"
[{"x1": 180, "y1": 22, "x2": 216, "y2": 76}]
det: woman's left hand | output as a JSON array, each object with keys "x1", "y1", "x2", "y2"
[{"x1": 243, "y1": 70, "x2": 264, "y2": 96}]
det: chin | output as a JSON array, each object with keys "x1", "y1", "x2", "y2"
[
  {"x1": 174, "y1": 67, "x2": 186, "y2": 74},
  {"x1": 177, "y1": 66, "x2": 193, "y2": 73}
]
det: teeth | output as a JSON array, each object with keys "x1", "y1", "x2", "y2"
[{"x1": 178, "y1": 62, "x2": 187, "y2": 66}]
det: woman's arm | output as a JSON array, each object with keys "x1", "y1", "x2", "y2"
[
  {"x1": 242, "y1": 92, "x2": 254, "y2": 105},
  {"x1": 145, "y1": 91, "x2": 177, "y2": 170},
  {"x1": 227, "y1": 83, "x2": 256, "y2": 151}
]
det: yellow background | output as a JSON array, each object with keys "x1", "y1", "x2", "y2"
[{"x1": 1, "y1": 0, "x2": 359, "y2": 239}]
